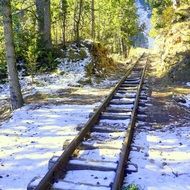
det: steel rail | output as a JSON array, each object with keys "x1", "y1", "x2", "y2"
[
  {"x1": 111, "y1": 59, "x2": 148, "y2": 190},
  {"x1": 31, "y1": 55, "x2": 144, "y2": 190}
]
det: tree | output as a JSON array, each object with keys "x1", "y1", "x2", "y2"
[
  {"x1": 73, "y1": 0, "x2": 83, "y2": 44},
  {"x1": 44, "y1": 0, "x2": 52, "y2": 49},
  {"x1": 35, "y1": 0, "x2": 52, "y2": 50},
  {"x1": 1, "y1": 0, "x2": 24, "y2": 110},
  {"x1": 35, "y1": 0, "x2": 45, "y2": 49},
  {"x1": 0, "y1": 0, "x2": 141, "y2": 78},
  {"x1": 91, "y1": 0, "x2": 95, "y2": 39},
  {"x1": 60, "y1": 0, "x2": 68, "y2": 46}
]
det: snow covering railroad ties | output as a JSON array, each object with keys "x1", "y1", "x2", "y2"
[{"x1": 27, "y1": 53, "x2": 148, "y2": 190}]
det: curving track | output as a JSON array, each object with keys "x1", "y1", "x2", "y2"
[{"x1": 28, "y1": 54, "x2": 148, "y2": 190}]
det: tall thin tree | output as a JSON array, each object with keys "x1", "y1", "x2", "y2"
[
  {"x1": 35, "y1": 0, "x2": 45, "y2": 49},
  {"x1": 1, "y1": 0, "x2": 24, "y2": 110},
  {"x1": 73, "y1": 0, "x2": 83, "y2": 44},
  {"x1": 60, "y1": 0, "x2": 68, "y2": 47},
  {"x1": 44, "y1": 0, "x2": 52, "y2": 49},
  {"x1": 91, "y1": 0, "x2": 95, "y2": 40},
  {"x1": 35, "y1": 0, "x2": 52, "y2": 49}
]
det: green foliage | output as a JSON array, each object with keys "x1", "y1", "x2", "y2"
[
  {"x1": 67, "y1": 48, "x2": 87, "y2": 62},
  {"x1": 174, "y1": 6, "x2": 190, "y2": 22},
  {"x1": 50, "y1": 0, "x2": 139, "y2": 54},
  {"x1": 150, "y1": 0, "x2": 190, "y2": 37},
  {"x1": 0, "y1": 62, "x2": 7, "y2": 82},
  {"x1": 0, "y1": 19, "x2": 6, "y2": 81},
  {"x1": 26, "y1": 43, "x2": 38, "y2": 79},
  {"x1": 149, "y1": 0, "x2": 178, "y2": 37},
  {"x1": 146, "y1": 0, "x2": 172, "y2": 9},
  {"x1": 181, "y1": 0, "x2": 190, "y2": 5},
  {"x1": 150, "y1": 6, "x2": 175, "y2": 37},
  {"x1": 123, "y1": 184, "x2": 140, "y2": 190},
  {"x1": 0, "y1": 0, "x2": 140, "y2": 83},
  {"x1": 36, "y1": 48, "x2": 59, "y2": 73}
]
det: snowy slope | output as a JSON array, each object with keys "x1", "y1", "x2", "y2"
[
  {"x1": 0, "y1": 44, "x2": 91, "y2": 100},
  {"x1": 123, "y1": 125, "x2": 190, "y2": 190},
  {"x1": 0, "y1": 103, "x2": 98, "y2": 190}
]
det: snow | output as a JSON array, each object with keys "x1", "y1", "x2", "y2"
[
  {"x1": 53, "y1": 169, "x2": 115, "y2": 190},
  {"x1": 54, "y1": 180, "x2": 111, "y2": 190},
  {"x1": 59, "y1": 170, "x2": 115, "y2": 187},
  {"x1": 0, "y1": 103, "x2": 97, "y2": 190},
  {"x1": 123, "y1": 125, "x2": 190, "y2": 190},
  {"x1": 181, "y1": 84, "x2": 190, "y2": 107},
  {"x1": 179, "y1": 94, "x2": 190, "y2": 108},
  {"x1": 186, "y1": 82, "x2": 190, "y2": 87},
  {"x1": 0, "y1": 40, "x2": 121, "y2": 189},
  {"x1": 109, "y1": 104, "x2": 134, "y2": 109},
  {"x1": 0, "y1": 44, "x2": 91, "y2": 100},
  {"x1": 69, "y1": 159, "x2": 117, "y2": 169}
]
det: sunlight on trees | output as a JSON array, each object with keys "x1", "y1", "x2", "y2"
[{"x1": 0, "y1": 0, "x2": 143, "y2": 109}]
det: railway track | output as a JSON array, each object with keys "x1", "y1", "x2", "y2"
[{"x1": 28, "y1": 55, "x2": 148, "y2": 190}]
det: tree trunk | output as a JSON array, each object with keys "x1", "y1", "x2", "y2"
[
  {"x1": 74, "y1": 0, "x2": 83, "y2": 44},
  {"x1": 35, "y1": 0, "x2": 52, "y2": 49},
  {"x1": 62, "y1": 17, "x2": 66, "y2": 46},
  {"x1": 73, "y1": 1, "x2": 77, "y2": 40},
  {"x1": 2, "y1": 0, "x2": 24, "y2": 110},
  {"x1": 91, "y1": 0, "x2": 95, "y2": 40},
  {"x1": 60, "y1": 0, "x2": 67, "y2": 47},
  {"x1": 35, "y1": 0, "x2": 45, "y2": 49},
  {"x1": 44, "y1": 0, "x2": 52, "y2": 49},
  {"x1": 97, "y1": 1, "x2": 100, "y2": 41}
]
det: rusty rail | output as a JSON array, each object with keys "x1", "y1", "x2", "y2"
[
  {"x1": 111, "y1": 59, "x2": 148, "y2": 190},
  {"x1": 29, "y1": 53, "x2": 145, "y2": 190}
]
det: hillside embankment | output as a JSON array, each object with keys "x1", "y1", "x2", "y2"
[
  {"x1": 0, "y1": 41, "x2": 143, "y2": 122},
  {"x1": 153, "y1": 5, "x2": 190, "y2": 84}
]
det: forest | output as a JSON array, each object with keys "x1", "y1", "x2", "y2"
[
  {"x1": 0, "y1": 0, "x2": 142, "y2": 110},
  {"x1": 0, "y1": 0, "x2": 189, "y2": 110},
  {"x1": 0, "y1": 0, "x2": 190, "y2": 189}
]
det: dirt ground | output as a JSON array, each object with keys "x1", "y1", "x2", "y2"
[
  {"x1": 123, "y1": 52, "x2": 190, "y2": 189},
  {"x1": 0, "y1": 85, "x2": 113, "y2": 123},
  {"x1": 147, "y1": 52, "x2": 190, "y2": 127}
]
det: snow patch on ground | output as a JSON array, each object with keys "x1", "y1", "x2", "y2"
[
  {"x1": 123, "y1": 125, "x2": 190, "y2": 190},
  {"x1": 0, "y1": 103, "x2": 97, "y2": 190},
  {"x1": 186, "y1": 82, "x2": 190, "y2": 87},
  {"x1": 0, "y1": 45, "x2": 91, "y2": 100},
  {"x1": 179, "y1": 94, "x2": 190, "y2": 108}
]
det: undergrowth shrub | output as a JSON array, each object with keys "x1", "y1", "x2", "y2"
[
  {"x1": 67, "y1": 48, "x2": 87, "y2": 62},
  {"x1": 86, "y1": 42, "x2": 116, "y2": 78},
  {"x1": 123, "y1": 184, "x2": 140, "y2": 190},
  {"x1": 0, "y1": 61, "x2": 7, "y2": 82},
  {"x1": 35, "y1": 48, "x2": 60, "y2": 73}
]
